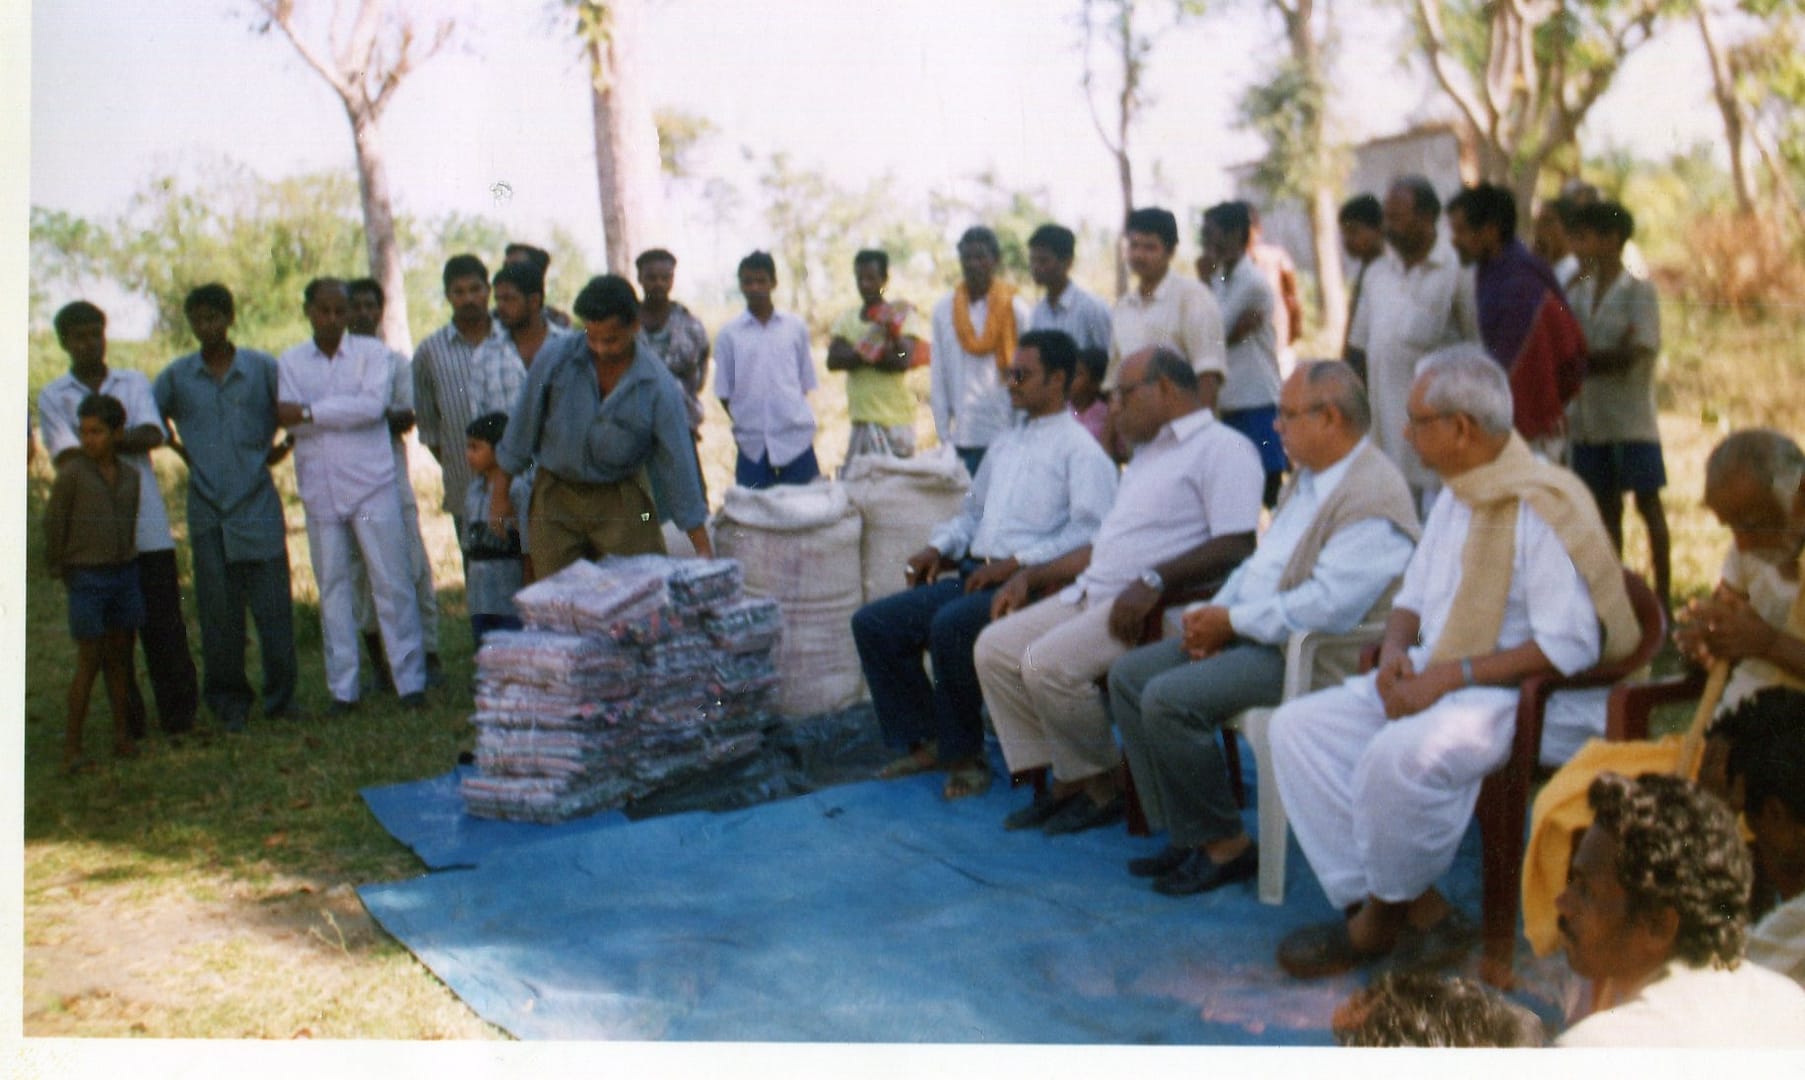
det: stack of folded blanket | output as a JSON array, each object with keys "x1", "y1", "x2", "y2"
[{"x1": 462, "y1": 555, "x2": 784, "y2": 822}]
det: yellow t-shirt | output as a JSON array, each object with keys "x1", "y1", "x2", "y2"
[{"x1": 832, "y1": 302, "x2": 924, "y2": 428}]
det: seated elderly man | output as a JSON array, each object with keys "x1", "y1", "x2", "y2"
[
  {"x1": 975, "y1": 346, "x2": 1264, "y2": 836},
  {"x1": 1555, "y1": 772, "x2": 1805, "y2": 1046},
  {"x1": 1676, "y1": 429, "x2": 1805, "y2": 787},
  {"x1": 1108, "y1": 361, "x2": 1419, "y2": 895},
  {"x1": 1269, "y1": 344, "x2": 1640, "y2": 976},
  {"x1": 851, "y1": 330, "x2": 1118, "y2": 802}
]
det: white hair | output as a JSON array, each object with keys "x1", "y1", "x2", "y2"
[{"x1": 1415, "y1": 344, "x2": 1514, "y2": 436}]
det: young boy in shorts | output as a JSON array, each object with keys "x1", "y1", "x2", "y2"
[
  {"x1": 1566, "y1": 200, "x2": 1670, "y2": 608},
  {"x1": 44, "y1": 393, "x2": 145, "y2": 772}
]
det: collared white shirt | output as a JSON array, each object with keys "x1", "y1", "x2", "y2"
[
  {"x1": 713, "y1": 308, "x2": 818, "y2": 467},
  {"x1": 38, "y1": 368, "x2": 173, "y2": 553},
  {"x1": 930, "y1": 410, "x2": 1119, "y2": 567},
  {"x1": 1029, "y1": 283, "x2": 1114, "y2": 353},
  {"x1": 930, "y1": 291, "x2": 1034, "y2": 450},
  {"x1": 1208, "y1": 438, "x2": 1417, "y2": 644},
  {"x1": 1107, "y1": 271, "x2": 1227, "y2": 385},
  {"x1": 1567, "y1": 270, "x2": 1662, "y2": 444},
  {"x1": 1210, "y1": 256, "x2": 1283, "y2": 411},
  {"x1": 1065, "y1": 408, "x2": 1263, "y2": 604},
  {"x1": 278, "y1": 334, "x2": 399, "y2": 522},
  {"x1": 1348, "y1": 244, "x2": 1480, "y2": 490}
]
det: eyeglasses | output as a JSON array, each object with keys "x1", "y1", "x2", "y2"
[
  {"x1": 1004, "y1": 365, "x2": 1038, "y2": 385},
  {"x1": 1404, "y1": 411, "x2": 1455, "y2": 432},
  {"x1": 1107, "y1": 376, "x2": 1161, "y2": 404}
]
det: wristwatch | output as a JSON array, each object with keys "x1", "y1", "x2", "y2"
[{"x1": 1139, "y1": 569, "x2": 1164, "y2": 593}]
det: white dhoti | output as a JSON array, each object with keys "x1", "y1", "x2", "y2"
[
  {"x1": 973, "y1": 594, "x2": 1129, "y2": 782},
  {"x1": 1270, "y1": 673, "x2": 1517, "y2": 909},
  {"x1": 309, "y1": 490, "x2": 427, "y2": 702}
]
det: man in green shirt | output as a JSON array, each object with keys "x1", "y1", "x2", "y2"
[{"x1": 827, "y1": 249, "x2": 925, "y2": 462}]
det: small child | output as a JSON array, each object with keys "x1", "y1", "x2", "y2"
[
  {"x1": 463, "y1": 412, "x2": 529, "y2": 648},
  {"x1": 1070, "y1": 347, "x2": 1110, "y2": 447},
  {"x1": 44, "y1": 393, "x2": 145, "y2": 773}
]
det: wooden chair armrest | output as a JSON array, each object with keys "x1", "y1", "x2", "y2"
[{"x1": 1605, "y1": 667, "x2": 1709, "y2": 741}]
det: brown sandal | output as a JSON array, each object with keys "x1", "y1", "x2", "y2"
[
  {"x1": 878, "y1": 742, "x2": 938, "y2": 780},
  {"x1": 942, "y1": 762, "x2": 993, "y2": 801}
]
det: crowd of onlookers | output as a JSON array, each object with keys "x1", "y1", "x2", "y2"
[{"x1": 34, "y1": 175, "x2": 1805, "y2": 1045}]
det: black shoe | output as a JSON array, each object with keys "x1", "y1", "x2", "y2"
[
  {"x1": 1004, "y1": 791, "x2": 1078, "y2": 831},
  {"x1": 398, "y1": 691, "x2": 428, "y2": 710},
  {"x1": 1128, "y1": 845, "x2": 1192, "y2": 878},
  {"x1": 325, "y1": 698, "x2": 358, "y2": 717},
  {"x1": 1153, "y1": 845, "x2": 1258, "y2": 896},
  {"x1": 1041, "y1": 792, "x2": 1126, "y2": 836}
]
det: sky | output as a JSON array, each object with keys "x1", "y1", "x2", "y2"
[{"x1": 26, "y1": 0, "x2": 1725, "y2": 334}]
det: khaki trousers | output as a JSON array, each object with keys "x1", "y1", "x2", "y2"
[
  {"x1": 529, "y1": 468, "x2": 666, "y2": 580},
  {"x1": 973, "y1": 593, "x2": 1129, "y2": 783}
]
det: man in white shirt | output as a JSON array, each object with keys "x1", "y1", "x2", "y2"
[
  {"x1": 1109, "y1": 362, "x2": 1419, "y2": 895},
  {"x1": 278, "y1": 279, "x2": 427, "y2": 711},
  {"x1": 40, "y1": 301, "x2": 199, "y2": 737},
  {"x1": 1555, "y1": 771, "x2": 1805, "y2": 1046},
  {"x1": 1026, "y1": 223, "x2": 1112, "y2": 352},
  {"x1": 1346, "y1": 176, "x2": 1480, "y2": 509},
  {"x1": 1269, "y1": 346, "x2": 1638, "y2": 977},
  {"x1": 1201, "y1": 201, "x2": 1287, "y2": 506},
  {"x1": 1108, "y1": 207, "x2": 1227, "y2": 388},
  {"x1": 715, "y1": 251, "x2": 819, "y2": 488},
  {"x1": 931, "y1": 226, "x2": 1034, "y2": 479},
  {"x1": 346, "y1": 277, "x2": 442, "y2": 692},
  {"x1": 974, "y1": 346, "x2": 1263, "y2": 835},
  {"x1": 853, "y1": 330, "x2": 1118, "y2": 801}
]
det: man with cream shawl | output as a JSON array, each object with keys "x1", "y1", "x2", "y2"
[
  {"x1": 1268, "y1": 344, "x2": 1639, "y2": 978},
  {"x1": 930, "y1": 226, "x2": 1033, "y2": 479}
]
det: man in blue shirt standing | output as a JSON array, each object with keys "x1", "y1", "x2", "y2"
[
  {"x1": 154, "y1": 284, "x2": 300, "y2": 731},
  {"x1": 496, "y1": 275, "x2": 713, "y2": 579}
]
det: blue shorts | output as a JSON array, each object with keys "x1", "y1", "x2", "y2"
[
  {"x1": 1571, "y1": 441, "x2": 1667, "y2": 497},
  {"x1": 1221, "y1": 405, "x2": 1288, "y2": 476},
  {"x1": 65, "y1": 562, "x2": 147, "y2": 641}
]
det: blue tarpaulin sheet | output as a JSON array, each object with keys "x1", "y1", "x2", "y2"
[{"x1": 357, "y1": 760, "x2": 1567, "y2": 1043}]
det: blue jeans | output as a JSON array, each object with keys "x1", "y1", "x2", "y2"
[
  {"x1": 850, "y1": 572, "x2": 996, "y2": 763},
  {"x1": 189, "y1": 528, "x2": 298, "y2": 723},
  {"x1": 954, "y1": 446, "x2": 987, "y2": 480},
  {"x1": 735, "y1": 446, "x2": 821, "y2": 489}
]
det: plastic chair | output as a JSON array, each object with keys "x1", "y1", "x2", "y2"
[{"x1": 1230, "y1": 620, "x2": 1387, "y2": 905}]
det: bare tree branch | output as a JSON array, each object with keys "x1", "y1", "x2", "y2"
[{"x1": 1414, "y1": 0, "x2": 1491, "y2": 135}]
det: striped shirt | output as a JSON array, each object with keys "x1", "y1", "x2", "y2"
[{"x1": 412, "y1": 320, "x2": 502, "y2": 516}]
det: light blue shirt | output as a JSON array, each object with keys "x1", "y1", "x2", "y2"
[
  {"x1": 930, "y1": 410, "x2": 1118, "y2": 567},
  {"x1": 1029, "y1": 283, "x2": 1114, "y2": 353},
  {"x1": 1210, "y1": 438, "x2": 1417, "y2": 644},
  {"x1": 713, "y1": 309, "x2": 818, "y2": 468}
]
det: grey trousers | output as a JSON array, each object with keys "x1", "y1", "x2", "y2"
[{"x1": 1109, "y1": 636, "x2": 1285, "y2": 847}]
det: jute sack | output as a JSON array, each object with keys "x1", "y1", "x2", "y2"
[
  {"x1": 713, "y1": 482, "x2": 865, "y2": 717},
  {"x1": 840, "y1": 446, "x2": 970, "y2": 605}
]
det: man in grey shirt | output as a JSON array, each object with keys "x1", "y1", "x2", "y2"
[
  {"x1": 1027, "y1": 223, "x2": 1112, "y2": 352},
  {"x1": 495, "y1": 275, "x2": 713, "y2": 579}
]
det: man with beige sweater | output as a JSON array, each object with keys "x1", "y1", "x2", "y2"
[
  {"x1": 1268, "y1": 344, "x2": 1639, "y2": 977},
  {"x1": 1108, "y1": 361, "x2": 1419, "y2": 896}
]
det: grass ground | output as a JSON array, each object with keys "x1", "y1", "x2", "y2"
[{"x1": 17, "y1": 302, "x2": 1802, "y2": 1039}]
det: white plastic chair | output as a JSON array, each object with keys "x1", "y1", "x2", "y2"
[{"x1": 1227, "y1": 619, "x2": 1386, "y2": 905}]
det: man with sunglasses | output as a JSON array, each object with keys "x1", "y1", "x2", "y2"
[
  {"x1": 852, "y1": 330, "x2": 1117, "y2": 802},
  {"x1": 975, "y1": 345, "x2": 1263, "y2": 835}
]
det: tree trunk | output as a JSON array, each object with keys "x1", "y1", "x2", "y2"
[
  {"x1": 1114, "y1": 148, "x2": 1132, "y2": 298},
  {"x1": 1696, "y1": 1, "x2": 1757, "y2": 215},
  {"x1": 1112, "y1": 15, "x2": 1134, "y2": 299},
  {"x1": 588, "y1": 0, "x2": 663, "y2": 275},
  {"x1": 349, "y1": 110, "x2": 413, "y2": 352},
  {"x1": 1282, "y1": 1, "x2": 1345, "y2": 341}
]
